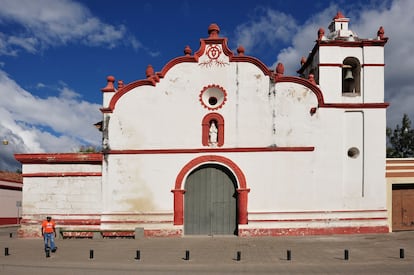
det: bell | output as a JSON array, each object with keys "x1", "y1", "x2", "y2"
[{"x1": 344, "y1": 69, "x2": 353, "y2": 80}]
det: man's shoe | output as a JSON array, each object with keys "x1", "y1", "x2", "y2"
[{"x1": 52, "y1": 247, "x2": 57, "y2": 253}]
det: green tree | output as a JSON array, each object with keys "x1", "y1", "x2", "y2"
[{"x1": 386, "y1": 114, "x2": 414, "y2": 157}]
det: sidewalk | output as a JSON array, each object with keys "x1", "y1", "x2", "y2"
[{"x1": 1, "y1": 227, "x2": 413, "y2": 274}]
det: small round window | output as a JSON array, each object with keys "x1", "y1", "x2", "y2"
[
  {"x1": 208, "y1": 97, "x2": 218, "y2": 106},
  {"x1": 347, "y1": 147, "x2": 360, "y2": 158},
  {"x1": 199, "y1": 84, "x2": 227, "y2": 110}
]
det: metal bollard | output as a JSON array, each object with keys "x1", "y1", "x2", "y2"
[
  {"x1": 135, "y1": 250, "x2": 141, "y2": 260},
  {"x1": 89, "y1": 249, "x2": 94, "y2": 259},
  {"x1": 5, "y1": 247, "x2": 9, "y2": 256},
  {"x1": 344, "y1": 249, "x2": 349, "y2": 260},
  {"x1": 9, "y1": 233, "x2": 12, "y2": 238},
  {"x1": 46, "y1": 250, "x2": 50, "y2": 258},
  {"x1": 184, "y1": 250, "x2": 190, "y2": 261},
  {"x1": 287, "y1": 250, "x2": 291, "y2": 261},
  {"x1": 400, "y1": 248, "x2": 405, "y2": 259},
  {"x1": 236, "y1": 251, "x2": 241, "y2": 261}
]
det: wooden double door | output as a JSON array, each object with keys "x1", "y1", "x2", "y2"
[
  {"x1": 184, "y1": 164, "x2": 238, "y2": 235},
  {"x1": 392, "y1": 184, "x2": 414, "y2": 231}
]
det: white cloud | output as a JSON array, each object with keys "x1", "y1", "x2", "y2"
[
  {"x1": 0, "y1": 69, "x2": 102, "y2": 170},
  {"x1": 0, "y1": 0, "x2": 141, "y2": 54},
  {"x1": 234, "y1": 7, "x2": 299, "y2": 54},
  {"x1": 350, "y1": 0, "x2": 414, "y2": 128}
]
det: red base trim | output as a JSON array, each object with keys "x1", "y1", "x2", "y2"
[
  {"x1": 0, "y1": 217, "x2": 21, "y2": 225},
  {"x1": 144, "y1": 229, "x2": 182, "y2": 237},
  {"x1": 239, "y1": 226, "x2": 389, "y2": 237}
]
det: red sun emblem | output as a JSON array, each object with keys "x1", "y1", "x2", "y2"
[{"x1": 206, "y1": 45, "x2": 221, "y2": 60}]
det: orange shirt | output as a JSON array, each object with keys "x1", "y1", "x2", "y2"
[{"x1": 42, "y1": 220, "x2": 56, "y2": 233}]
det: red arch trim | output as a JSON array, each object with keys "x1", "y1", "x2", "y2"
[
  {"x1": 174, "y1": 155, "x2": 246, "y2": 189},
  {"x1": 275, "y1": 76, "x2": 325, "y2": 106},
  {"x1": 172, "y1": 155, "x2": 249, "y2": 225}
]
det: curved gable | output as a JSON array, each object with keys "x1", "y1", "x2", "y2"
[{"x1": 104, "y1": 24, "x2": 274, "y2": 113}]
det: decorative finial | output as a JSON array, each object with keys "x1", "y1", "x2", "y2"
[
  {"x1": 146, "y1": 64, "x2": 154, "y2": 78},
  {"x1": 273, "y1": 63, "x2": 284, "y2": 80},
  {"x1": 300, "y1": 56, "x2": 306, "y2": 66},
  {"x1": 276, "y1": 63, "x2": 284, "y2": 75},
  {"x1": 377, "y1": 26, "x2": 385, "y2": 39},
  {"x1": 333, "y1": 11, "x2": 345, "y2": 19},
  {"x1": 308, "y1": 74, "x2": 316, "y2": 85},
  {"x1": 237, "y1": 45, "x2": 245, "y2": 56},
  {"x1": 184, "y1": 45, "x2": 192, "y2": 56},
  {"x1": 208, "y1": 23, "x2": 220, "y2": 38},
  {"x1": 117, "y1": 80, "x2": 124, "y2": 90},
  {"x1": 317, "y1": 28, "x2": 325, "y2": 40},
  {"x1": 101, "y1": 75, "x2": 115, "y2": 92}
]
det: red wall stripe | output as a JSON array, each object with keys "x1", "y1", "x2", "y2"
[
  {"x1": 0, "y1": 184, "x2": 22, "y2": 191},
  {"x1": 109, "y1": 146, "x2": 315, "y2": 155},
  {"x1": 22, "y1": 172, "x2": 102, "y2": 178}
]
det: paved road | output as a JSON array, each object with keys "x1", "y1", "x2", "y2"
[{"x1": 0, "y1": 227, "x2": 413, "y2": 274}]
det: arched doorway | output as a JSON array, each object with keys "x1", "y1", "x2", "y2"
[{"x1": 184, "y1": 164, "x2": 238, "y2": 235}]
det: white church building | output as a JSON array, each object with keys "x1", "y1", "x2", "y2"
[{"x1": 16, "y1": 12, "x2": 390, "y2": 238}]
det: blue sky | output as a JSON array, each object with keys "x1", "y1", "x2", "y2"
[{"x1": 0, "y1": 0, "x2": 412, "y2": 171}]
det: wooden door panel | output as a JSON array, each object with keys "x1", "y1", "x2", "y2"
[
  {"x1": 184, "y1": 165, "x2": 237, "y2": 235},
  {"x1": 392, "y1": 185, "x2": 414, "y2": 231}
]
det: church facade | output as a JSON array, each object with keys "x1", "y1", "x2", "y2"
[{"x1": 16, "y1": 13, "x2": 390, "y2": 238}]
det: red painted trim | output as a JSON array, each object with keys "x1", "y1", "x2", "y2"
[
  {"x1": 0, "y1": 184, "x2": 22, "y2": 191},
  {"x1": 20, "y1": 218, "x2": 101, "y2": 226},
  {"x1": 22, "y1": 172, "x2": 102, "y2": 178},
  {"x1": 386, "y1": 172, "x2": 414, "y2": 177},
  {"x1": 102, "y1": 212, "x2": 173, "y2": 216},
  {"x1": 320, "y1": 103, "x2": 389, "y2": 109},
  {"x1": 202, "y1": 113, "x2": 225, "y2": 147},
  {"x1": 175, "y1": 155, "x2": 247, "y2": 190},
  {"x1": 100, "y1": 220, "x2": 172, "y2": 224},
  {"x1": 386, "y1": 165, "x2": 414, "y2": 170},
  {"x1": 102, "y1": 231, "x2": 134, "y2": 237},
  {"x1": 362, "y1": 64, "x2": 385, "y2": 67},
  {"x1": 15, "y1": 153, "x2": 102, "y2": 164},
  {"x1": 387, "y1": 159, "x2": 414, "y2": 164},
  {"x1": 104, "y1": 34, "x2": 274, "y2": 113},
  {"x1": 173, "y1": 155, "x2": 250, "y2": 225},
  {"x1": 55, "y1": 219, "x2": 101, "y2": 226},
  {"x1": 144, "y1": 229, "x2": 182, "y2": 237},
  {"x1": 0, "y1": 178, "x2": 22, "y2": 184},
  {"x1": 199, "y1": 84, "x2": 227, "y2": 111},
  {"x1": 249, "y1": 217, "x2": 387, "y2": 223},
  {"x1": 239, "y1": 226, "x2": 389, "y2": 237},
  {"x1": 109, "y1": 146, "x2": 315, "y2": 155},
  {"x1": 249, "y1": 209, "x2": 387, "y2": 215},
  {"x1": 275, "y1": 76, "x2": 325, "y2": 105},
  {"x1": 275, "y1": 76, "x2": 388, "y2": 109},
  {"x1": 230, "y1": 56, "x2": 272, "y2": 76},
  {"x1": 298, "y1": 38, "x2": 387, "y2": 74},
  {"x1": 318, "y1": 40, "x2": 387, "y2": 47},
  {"x1": 0, "y1": 218, "x2": 21, "y2": 225}
]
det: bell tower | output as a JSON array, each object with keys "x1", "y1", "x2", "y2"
[{"x1": 298, "y1": 11, "x2": 388, "y2": 104}]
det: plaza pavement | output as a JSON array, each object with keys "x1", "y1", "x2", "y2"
[{"x1": 0, "y1": 226, "x2": 413, "y2": 274}]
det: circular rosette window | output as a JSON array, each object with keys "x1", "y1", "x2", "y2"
[{"x1": 199, "y1": 84, "x2": 227, "y2": 110}]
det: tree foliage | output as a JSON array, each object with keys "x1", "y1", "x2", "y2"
[
  {"x1": 386, "y1": 114, "x2": 414, "y2": 158},
  {"x1": 78, "y1": 145, "x2": 101, "y2": 153}
]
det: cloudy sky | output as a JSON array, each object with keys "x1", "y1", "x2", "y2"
[{"x1": 0, "y1": 0, "x2": 412, "y2": 171}]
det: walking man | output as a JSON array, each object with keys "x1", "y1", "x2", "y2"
[{"x1": 41, "y1": 216, "x2": 57, "y2": 254}]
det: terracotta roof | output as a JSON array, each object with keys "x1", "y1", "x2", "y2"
[{"x1": 0, "y1": 171, "x2": 23, "y2": 183}]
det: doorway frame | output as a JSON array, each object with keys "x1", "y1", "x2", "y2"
[{"x1": 172, "y1": 155, "x2": 250, "y2": 226}]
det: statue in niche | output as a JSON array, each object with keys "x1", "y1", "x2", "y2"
[{"x1": 209, "y1": 121, "x2": 218, "y2": 146}]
